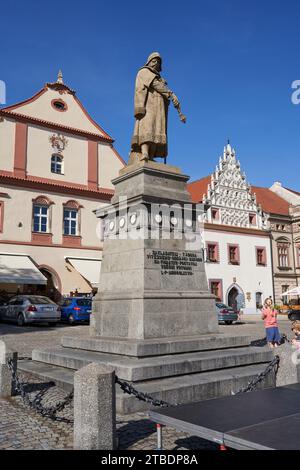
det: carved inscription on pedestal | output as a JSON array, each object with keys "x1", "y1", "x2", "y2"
[{"x1": 146, "y1": 250, "x2": 202, "y2": 276}]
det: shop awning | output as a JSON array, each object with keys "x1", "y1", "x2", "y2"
[
  {"x1": 0, "y1": 254, "x2": 47, "y2": 285},
  {"x1": 66, "y1": 257, "x2": 101, "y2": 288},
  {"x1": 281, "y1": 287, "x2": 300, "y2": 297}
]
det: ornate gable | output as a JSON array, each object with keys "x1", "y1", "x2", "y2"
[
  {"x1": 203, "y1": 143, "x2": 268, "y2": 229},
  {"x1": 0, "y1": 71, "x2": 113, "y2": 142}
]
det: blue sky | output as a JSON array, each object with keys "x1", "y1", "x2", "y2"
[{"x1": 1, "y1": 0, "x2": 300, "y2": 188}]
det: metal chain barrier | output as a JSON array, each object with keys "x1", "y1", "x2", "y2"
[
  {"x1": 115, "y1": 376, "x2": 172, "y2": 408},
  {"x1": 116, "y1": 355, "x2": 280, "y2": 406},
  {"x1": 6, "y1": 354, "x2": 280, "y2": 417},
  {"x1": 7, "y1": 358, "x2": 74, "y2": 421},
  {"x1": 232, "y1": 355, "x2": 280, "y2": 395}
]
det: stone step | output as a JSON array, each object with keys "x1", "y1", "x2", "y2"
[
  {"x1": 18, "y1": 360, "x2": 275, "y2": 414},
  {"x1": 31, "y1": 346, "x2": 273, "y2": 382},
  {"x1": 116, "y1": 363, "x2": 276, "y2": 414},
  {"x1": 19, "y1": 360, "x2": 74, "y2": 392},
  {"x1": 61, "y1": 333, "x2": 251, "y2": 357}
]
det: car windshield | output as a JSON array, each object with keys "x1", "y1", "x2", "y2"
[
  {"x1": 76, "y1": 299, "x2": 92, "y2": 307},
  {"x1": 216, "y1": 303, "x2": 232, "y2": 309},
  {"x1": 27, "y1": 296, "x2": 54, "y2": 305},
  {"x1": 58, "y1": 299, "x2": 73, "y2": 307}
]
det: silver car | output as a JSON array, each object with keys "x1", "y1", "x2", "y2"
[{"x1": 0, "y1": 295, "x2": 61, "y2": 326}]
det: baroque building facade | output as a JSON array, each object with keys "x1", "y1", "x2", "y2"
[
  {"x1": 259, "y1": 182, "x2": 300, "y2": 305},
  {"x1": 0, "y1": 72, "x2": 124, "y2": 300}
]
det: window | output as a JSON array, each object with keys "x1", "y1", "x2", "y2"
[
  {"x1": 51, "y1": 99, "x2": 67, "y2": 111},
  {"x1": 33, "y1": 205, "x2": 48, "y2": 233},
  {"x1": 76, "y1": 299, "x2": 92, "y2": 307},
  {"x1": 249, "y1": 214, "x2": 256, "y2": 226},
  {"x1": 256, "y1": 247, "x2": 266, "y2": 266},
  {"x1": 211, "y1": 209, "x2": 219, "y2": 221},
  {"x1": 282, "y1": 285, "x2": 289, "y2": 305},
  {"x1": 209, "y1": 280, "x2": 222, "y2": 302},
  {"x1": 64, "y1": 208, "x2": 78, "y2": 236},
  {"x1": 51, "y1": 154, "x2": 63, "y2": 174},
  {"x1": 0, "y1": 201, "x2": 3, "y2": 232},
  {"x1": 207, "y1": 243, "x2": 219, "y2": 262},
  {"x1": 256, "y1": 292, "x2": 263, "y2": 309},
  {"x1": 228, "y1": 245, "x2": 240, "y2": 265},
  {"x1": 278, "y1": 243, "x2": 289, "y2": 267},
  {"x1": 297, "y1": 245, "x2": 300, "y2": 267}
]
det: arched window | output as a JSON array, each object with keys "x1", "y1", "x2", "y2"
[
  {"x1": 277, "y1": 241, "x2": 290, "y2": 268},
  {"x1": 32, "y1": 196, "x2": 54, "y2": 233},
  {"x1": 63, "y1": 200, "x2": 82, "y2": 236},
  {"x1": 51, "y1": 154, "x2": 63, "y2": 174}
]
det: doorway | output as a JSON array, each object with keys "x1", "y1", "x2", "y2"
[{"x1": 228, "y1": 286, "x2": 239, "y2": 311}]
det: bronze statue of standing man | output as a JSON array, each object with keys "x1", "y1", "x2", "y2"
[{"x1": 130, "y1": 52, "x2": 186, "y2": 164}]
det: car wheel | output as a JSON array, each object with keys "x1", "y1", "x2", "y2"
[
  {"x1": 225, "y1": 321, "x2": 233, "y2": 325},
  {"x1": 17, "y1": 313, "x2": 25, "y2": 327},
  {"x1": 68, "y1": 315, "x2": 75, "y2": 325}
]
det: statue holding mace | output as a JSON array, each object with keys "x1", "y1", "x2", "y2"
[{"x1": 130, "y1": 52, "x2": 186, "y2": 164}]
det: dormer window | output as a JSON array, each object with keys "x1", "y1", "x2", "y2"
[{"x1": 51, "y1": 154, "x2": 63, "y2": 174}]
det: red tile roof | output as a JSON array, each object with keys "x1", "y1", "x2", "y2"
[
  {"x1": 187, "y1": 178, "x2": 291, "y2": 216},
  {"x1": 187, "y1": 175, "x2": 211, "y2": 202},
  {"x1": 249, "y1": 186, "x2": 290, "y2": 216}
]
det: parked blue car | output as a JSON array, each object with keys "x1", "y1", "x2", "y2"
[{"x1": 59, "y1": 297, "x2": 92, "y2": 325}]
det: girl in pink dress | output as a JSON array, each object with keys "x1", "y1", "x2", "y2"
[{"x1": 261, "y1": 298, "x2": 281, "y2": 349}]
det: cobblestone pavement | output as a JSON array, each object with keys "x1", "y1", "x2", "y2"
[
  {"x1": 0, "y1": 314, "x2": 291, "y2": 450},
  {"x1": 0, "y1": 371, "x2": 218, "y2": 450},
  {"x1": 0, "y1": 314, "x2": 292, "y2": 357},
  {"x1": 0, "y1": 322, "x2": 88, "y2": 357}
]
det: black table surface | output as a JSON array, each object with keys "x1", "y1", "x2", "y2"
[
  {"x1": 225, "y1": 412, "x2": 300, "y2": 450},
  {"x1": 149, "y1": 384, "x2": 300, "y2": 447}
]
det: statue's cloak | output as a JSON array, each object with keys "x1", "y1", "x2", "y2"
[{"x1": 131, "y1": 66, "x2": 169, "y2": 157}]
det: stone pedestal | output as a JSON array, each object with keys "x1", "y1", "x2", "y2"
[
  {"x1": 28, "y1": 162, "x2": 275, "y2": 414},
  {"x1": 92, "y1": 161, "x2": 219, "y2": 348}
]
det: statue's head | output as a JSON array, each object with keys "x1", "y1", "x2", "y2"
[{"x1": 146, "y1": 52, "x2": 162, "y2": 72}]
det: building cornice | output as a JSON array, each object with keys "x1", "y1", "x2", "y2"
[
  {"x1": 0, "y1": 109, "x2": 113, "y2": 143},
  {"x1": 0, "y1": 171, "x2": 114, "y2": 201},
  {"x1": 0, "y1": 239, "x2": 102, "y2": 251},
  {"x1": 204, "y1": 222, "x2": 271, "y2": 237}
]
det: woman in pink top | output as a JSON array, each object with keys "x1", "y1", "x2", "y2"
[{"x1": 261, "y1": 298, "x2": 281, "y2": 348}]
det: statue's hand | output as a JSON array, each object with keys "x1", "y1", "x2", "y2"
[{"x1": 134, "y1": 107, "x2": 146, "y2": 119}]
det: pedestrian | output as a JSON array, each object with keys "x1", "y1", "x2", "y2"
[
  {"x1": 291, "y1": 321, "x2": 300, "y2": 349},
  {"x1": 261, "y1": 298, "x2": 281, "y2": 348}
]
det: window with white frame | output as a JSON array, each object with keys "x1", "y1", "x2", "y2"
[
  {"x1": 278, "y1": 242, "x2": 289, "y2": 268},
  {"x1": 33, "y1": 205, "x2": 49, "y2": 232},
  {"x1": 63, "y1": 208, "x2": 78, "y2": 236},
  {"x1": 51, "y1": 154, "x2": 63, "y2": 174}
]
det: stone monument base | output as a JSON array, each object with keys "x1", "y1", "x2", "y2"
[
  {"x1": 20, "y1": 162, "x2": 276, "y2": 412},
  {"x1": 20, "y1": 334, "x2": 275, "y2": 414}
]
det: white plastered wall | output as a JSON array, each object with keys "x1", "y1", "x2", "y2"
[
  {"x1": 203, "y1": 229, "x2": 273, "y2": 314},
  {"x1": 98, "y1": 143, "x2": 124, "y2": 189},
  {"x1": 0, "y1": 118, "x2": 15, "y2": 172}
]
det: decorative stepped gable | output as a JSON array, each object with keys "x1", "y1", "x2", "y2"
[{"x1": 202, "y1": 143, "x2": 268, "y2": 229}]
